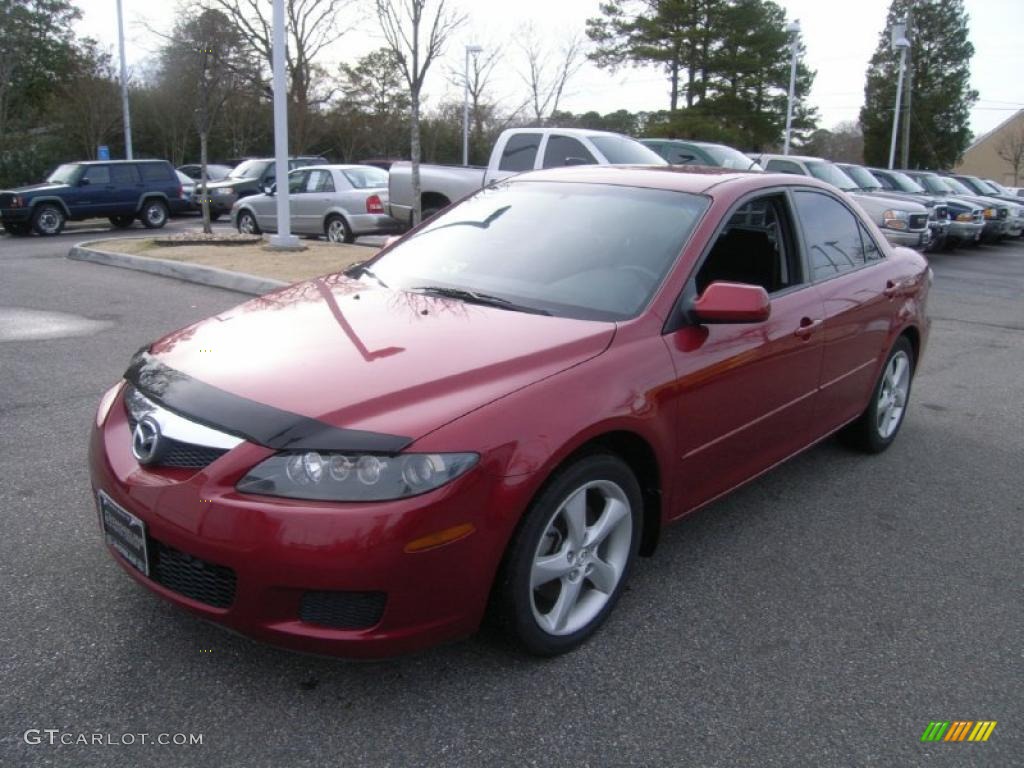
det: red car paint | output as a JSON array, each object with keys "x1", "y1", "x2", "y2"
[{"x1": 89, "y1": 167, "x2": 930, "y2": 657}]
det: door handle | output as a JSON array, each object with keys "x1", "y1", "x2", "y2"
[
  {"x1": 884, "y1": 280, "x2": 900, "y2": 298},
  {"x1": 794, "y1": 317, "x2": 821, "y2": 339}
]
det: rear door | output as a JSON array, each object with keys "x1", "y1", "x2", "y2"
[
  {"x1": 109, "y1": 164, "x2": 141, "y2": 214},
  {"x1": 791, "y1": 189, "x2": 895, "y2": 433},
  {"x1": 293, "y1": 169, "x2": 334, "y2": 234}
]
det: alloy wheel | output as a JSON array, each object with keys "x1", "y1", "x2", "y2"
[
  {"x1": 876, "y1": 350, "x2": 910, "y2": 439},
  {"x1": 530, "y1": 479, "x2": 633, "y2": 636}
]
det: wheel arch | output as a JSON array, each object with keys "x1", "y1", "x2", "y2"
[
  {"x1": 420, "y1": 191, "x2": 451, "y2": 214},
  {"x1": 29, "y1": 197, "x2": 71, "y2": 217},
  {"x1": 898, "y1": 324, "x2": 921, "y2": 366},
  {"x1": 322, "y1": 210, "x2": 350, "y2": 232},
  {"x1": 135, "y1": 192, "x2": 170, "y2": 212}
]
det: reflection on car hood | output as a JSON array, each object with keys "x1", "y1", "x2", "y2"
[
  {"x1": 1, "y1": 182, "x2": 69, "y2": 195},
  {"x1": 143, "y1": 274, "x2": 616, "y2": 443}
]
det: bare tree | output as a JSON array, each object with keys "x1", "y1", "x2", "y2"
[
  {"x1": 996, "y1": 127, "x2": 1024, "y2": 186},
  {"x1": 206, "y1": 0, "x2": 358, "y2": 152},
  {"x1": 377, "y1": 0, "x2": 466, "y2": 226},
  {"x1": 56, "y1": 40, "x2": 122, "y2": 158},
  {"x1": 517, "y1": 24, "x2": 586, "y2": 126}
]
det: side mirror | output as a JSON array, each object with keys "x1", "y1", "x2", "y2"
[
  {"x1": 693, "y1": 281, "x2": 771, "y2": 324},
  {"x1": 264, "y1": 183, "x2": 275, "y2": 195}
]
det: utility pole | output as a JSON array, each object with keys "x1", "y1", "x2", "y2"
[
  {"x1": 900, "y1": 9, "x2": 913, "y2": 168},
  {"x1": 888, "y1": 20, "x2": 910, "y2": 170},
  {"x1": 115, "y1": 0, "x2": 133, "y2": 159},
  {"x1": 783, "y1": 20, "x2": 800, "y2": 155},
  {"x1": 268, "y1": 0, "x2": 299, "y2": 249},
  {"x1": 462, "y1": 45, "x2": 482, "y2": 166}
]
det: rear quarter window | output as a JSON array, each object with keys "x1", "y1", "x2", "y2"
[{"x1": 139, "y1": 163, "x2": 173, "y2": 182}]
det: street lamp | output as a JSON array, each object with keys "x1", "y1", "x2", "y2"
[
  {"x1": 462, "y1": 45, "x2": 482, "y2": 167},
  {"x1": 888, "y1": 22, "x2": 911, "y2": 169},
  {"x1": 115, "y1": 0, "x2": 133, "y2": 159},
  {"x1": 268, "y1": 0, "x2": 299, "y2": 249},
  {"x1": 783, "y1": 20, "x2": 800, "y2": 155}
]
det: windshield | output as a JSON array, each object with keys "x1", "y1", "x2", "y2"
[
  {"x1": 343, "y1": 167, "x2": 389, "y2": 189},
  {"x1": 986, "y1": 180, "x2": 1010, "y2": 194},
  {"x1": 229, "y1": 160, "x2": 270, "y2": 179},
  {"x1": 365, "y1": 181, "x2": 707, "y2": 321},
  {"x1": 47, "y1": 164, "x2": 82, "y2": 184},
  {"x1": 806, "y1": 162, "x2": 857, "y2": 190},
  {"x1": 841, "y1": 165, "x2": 882, "y2": 190},
  {"x1": 587, "y1": 135, "x2": 667, "y2": 165},
  {"x1": 910, "y1": 173, "x2": 951, "y2": 194},
  {"x1": 705, "y1": 145, "x2": 763, "y2": 171},
  {"x1": 886, "y1": 171, "x2": 925, "y2": 193},
  {"x1": 971, "y1": 178, "x2": 1000, "y2": 195},
  {"x1": 943, "y1": 177, "x2": 975, "y2": 195}
]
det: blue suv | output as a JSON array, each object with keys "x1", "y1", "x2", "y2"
[{"x1": 0, "y1": 160, "x2": 188, "y2": 236}]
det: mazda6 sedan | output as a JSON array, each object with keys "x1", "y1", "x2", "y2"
[{"x1": 89, "y1": 166, "x2": 930, "y2": 658}]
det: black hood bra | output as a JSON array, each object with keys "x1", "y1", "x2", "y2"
[{"x1": 124, "y1": 349, "x2": 412, "y2": 454}]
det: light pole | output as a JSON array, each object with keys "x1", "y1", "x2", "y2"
[
  {"x1": 888, "y1": 22, "x2": 911, "y2": 170},
  {"x1": 115, "y1": 0, "x2": 133, "y2": 159},
  {"x1": 783, "y1": 20, "x2": 800, "y2": 155},
  {"x1": 268, "y1": 0, "x2": 299, "y2": 249},
  {"x1": 462, "y1": 45, "x2": 482, "y2": 167}
]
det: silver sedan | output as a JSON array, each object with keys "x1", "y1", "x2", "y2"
[{"x1": 231, "y1": 165, "x2": 402, "y2": 243}]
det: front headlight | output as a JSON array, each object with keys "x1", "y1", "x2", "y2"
[
  {"x1": 236, "y1": 451, "x2": 479, "y2": 501},
  {"x1": 983, "y1": 208, "x2": 996, "y2": 219},
  {"x1": 882, "y1": 209, "x2": 910, "y2": 230},
  {"x1": 955, "y1": 212, "x2": 973, "y2": 222},
  {"x1": 215, "y1": 187, "x2": 233, "y2": 196}
]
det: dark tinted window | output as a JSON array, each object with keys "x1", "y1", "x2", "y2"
[
  {"x1": 111, "y1": 164, "x2": 139, "y2": 184},
  {"x1": 793, "y1": 191, "x2": 866, "y2": 281},
  {"x1": 369, "y1": 181, "x2": 708, "y2": 321},
  {"x1": 288, "y1": 170, "x2": 309, "y2": 193},
  {"x1": 498, "y1": 134, "x2": 540, "y2": 172},
  {"x1": 765, "y1": 159, "x2": 804, "y2": 175},
  {"x1": 83, "y1": 165, "x2": 110, "y2": 184},
  {"x1": 138, "y1": 163, "x2": 171, "y2": 182},
  {"x1": 542, "y1": 135, "x2": 597, "y2": 169},
  {"x1": 664, "y1": 145, "x2": 699, "y2": 165},
  {"x1": 587, "y1": 135, "x2": 666, "y2": 164}
]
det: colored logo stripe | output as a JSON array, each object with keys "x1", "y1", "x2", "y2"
[{"x1": 921, "y1": 721, "x2": 996, "y2": 742}]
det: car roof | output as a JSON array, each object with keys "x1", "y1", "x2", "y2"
[
  {"x1": 73, "y1": 159, "x2": 168, "y2": 165},
  {"x1": 760, "y1": 153, "x2": 827, "y2": 163},
  {"x1": 512, "y1": 164, "x2": 836, "y2": 196},
  {"x1": 294, "y1": 164, "x2": 385, "y2": 172}
]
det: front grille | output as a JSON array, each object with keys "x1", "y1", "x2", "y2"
[
  {"x1": 909, "y1": 213, "x2": 929, "y2": 230},
  {"x1": 300, "y1": 590, "x2": 386, "y2": 630},
  {"x1": 127, "y1": 418, "x2": 228, "y2": 469},
  {"x1": 997, "y1": 207, "x2": 1008, "y2": 219},
  {"x1": 974, "y1": 210, "x2": 984, "y2": 223},
  {"x1": 934, "y1": 205, "x2": 948, "y2": 221},
  {"x1": 151, "y1": 540, "x2": 237, "y2": 608}
]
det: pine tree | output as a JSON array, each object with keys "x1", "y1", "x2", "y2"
[{"x1": 860, "y1": 0, "x2": 977, "y2": 169}]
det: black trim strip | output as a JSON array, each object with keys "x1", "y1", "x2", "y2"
[{"x1": 124, "y1": 350, "x2": 412, "y2": 454}]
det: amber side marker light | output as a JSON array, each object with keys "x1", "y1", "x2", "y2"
[{"x1": 404, "y1": 523, "x2": 475, "y2": 553}]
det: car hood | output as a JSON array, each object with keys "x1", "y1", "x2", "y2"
[
  {"x1": 848, "y1": 190, "x2": 928, "y2": 212},
  {"x1": 859, "y1": 189, "x2": 942, "y2": 208},
  {"x1": 206, "y1": 177, "x2": 256, "y2": 190},
  {"x1": 139, "y1": 275, "x2": 616, "y2": 446},
  {"x1": 1, "y1": 181, "x2": 69, "y2": 195}
]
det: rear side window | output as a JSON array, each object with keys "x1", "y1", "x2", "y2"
[
  {"x1": 307, "y1": 169, "x2": 334, "y2": 193},
  {"x1": 111, "y1": 164, "x2": 139, "y2": 184},
  {"x1": 765, "y1": 159, "x2": 804, "y2": 175},
  {"x1": 139, "y1": 163, "x2": 172, "y2": 182},
  {"x1": 498, "y1": 134, "x2": 541, "y2": 172},
  {"x1": 83, "y1": 165, "x2": 111, "y2": 184},
  {"x1": 793, "y1": 191, "x2": 869, "y2": 281},
  {"x1": 542, "y1": 135, "x2": 597, "y2": 169},
  {"x1": 665, "y1": 146, "x2": 699, "y2": 165}
]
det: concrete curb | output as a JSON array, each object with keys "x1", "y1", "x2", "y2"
[{"x1": 67, "y1": 239, "x2": 288, "y2": 296}]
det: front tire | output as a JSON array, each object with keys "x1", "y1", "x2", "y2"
[
  {"x1": 141, "y1": 199, "x2": 169, "y2": 229},
  {"x1": 839, "y1": 336, "x2": 915, "y2": 453},
  {"x1": 493, "y1": 453, "x2": 641, "y2": 656},
  {"x1": 325, "y1": 215, "x2": 353, "y2": 244},
  {"x1": 236, "y1": 210, "x2": 260, "y2": 235},
  {"x1": 32, "y1": 204, "x2": 65, "y2": 236}
]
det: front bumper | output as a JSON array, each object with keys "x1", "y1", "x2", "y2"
[
  {"x1": 1, "y1": 208, "x2": 31, "y2": 224},
  {"x1": 881, "y1": 227, "x2": 928, "y2": 249},
  {"x1": 946, "y1": 220, "x2": 985, "y2": 242},
  {"x1": 88, "y1": 390, "x2": 526, "y2": 658}
]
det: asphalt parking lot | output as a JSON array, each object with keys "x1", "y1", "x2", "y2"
[{"x1": 0, "y1": 228, "x2": 1021, "y2": 767}]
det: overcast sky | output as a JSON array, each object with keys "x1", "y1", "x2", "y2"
[{"x1": 75, "y1": 0, "x2": 1023, "y2": 141}]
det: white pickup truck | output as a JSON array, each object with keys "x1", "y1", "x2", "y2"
[{"x1": 387, "y1": 127, "x2": 667, "y2": 225}]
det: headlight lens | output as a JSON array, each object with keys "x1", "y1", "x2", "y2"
[
  {"x1": 216, "y1": 187, "x2": 233, "y2": 196},
  {"x1": 236, "y1": 451, "x2": 479, "y2": 501},
  {"x1": 955, "y1": 212, "x2": 973, "y2": 222},
  {"x1": 882, "y1": 209, "x2": 910, "y2": 230},
  {"x1": 983, "y1": 207, "x2": 996, "y2": 219}
]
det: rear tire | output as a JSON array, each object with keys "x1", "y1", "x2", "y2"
[
  {"x1": 32, "y1": 204, "x2": 65, "y2": 236},
  {"x1": 109, "y1": 215, "x2": 134, "y2": 229},
  {"x1": 492, "y1": 453, "x2": 642, "y2": 656},
  {"x1": 839, "y1": 336, "x2": 915, "y2": 453},
  {"x1": 325, "y1": 215, "x2": 353, "y2": 244},
  {"x1": 141, "y1": 199, "x2": 169, "y2": 229}
]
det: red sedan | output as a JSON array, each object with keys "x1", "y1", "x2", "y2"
[{"x1": 89, "y1": 166, "x2": 930, "y2": 657}]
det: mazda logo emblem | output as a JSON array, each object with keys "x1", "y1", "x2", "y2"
[{"x1": 131, "y1": 416, "x2": 163, "y2": 465}]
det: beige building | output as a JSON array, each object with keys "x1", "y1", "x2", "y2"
[{"x1": 955, "y1": 109, "x2": 1024, "y2": 185}]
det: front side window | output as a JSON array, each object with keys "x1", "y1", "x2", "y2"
[
  {"x1": 793, "y1": 191, "x2": 869, "y2": 281},
  {"x1": 542, "y1": 135, "x2": 598, "y2": 169},
  {"x1": 366, "y1": 181, "x2": 709, "y2": 321},
  {"x1": 498, "y1": 134, "x2": 541, "y2": 172},
  {"x1": 83, "y1": 165, "x2": 111, "y2": 185},
  {"x1": 695, "y1": 195, "x2": 800, "y2": 295},
  {"x1": 288, "y1": 170, "x2": 309, "y2": 194}
]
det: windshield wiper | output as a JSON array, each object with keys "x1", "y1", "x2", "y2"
[
  {"x1": 349, "y1": 264, "x2": 389, "y2": 288},
  {"x1": 411, "y1": 285, "x2": 550, "y2": 316}
]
